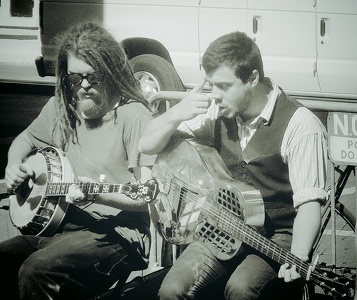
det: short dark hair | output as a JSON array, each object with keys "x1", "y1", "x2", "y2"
[{"x1": 202, "y1": 31, "x2": 264, "y2": 83}]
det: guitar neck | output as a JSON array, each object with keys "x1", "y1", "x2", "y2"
[
  {"x1": 45, "y1": 182, "x2": 129, "y2": 196},
  {"x1": 216, "y1": 210, "x2": 313, "y2": 280}
]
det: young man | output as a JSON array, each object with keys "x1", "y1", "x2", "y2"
[
  {"x1": 138, "y1": 31, "x2": 328, "y2": 299},
  {"x1": 2, "y1": 22, "x2": 156, "y2": 299}
]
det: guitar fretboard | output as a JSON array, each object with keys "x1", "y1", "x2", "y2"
[{"x1": 208, "y1": 206, "x2": 313, "y2": 281}]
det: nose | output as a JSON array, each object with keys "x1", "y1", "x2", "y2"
[
  {"x1": 213, "y1": 95, "x2": 223, "y2": 105},
  {"x1": 211, "y1": 87, "x2": 223, "y2": 104},
  {"x1": 80, "y1": 78, "x2": 91, "y2": 89}
]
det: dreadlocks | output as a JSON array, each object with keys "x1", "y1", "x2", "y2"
[{"x1": 53, "y1": 21, "x2": 148, "y2": 150}]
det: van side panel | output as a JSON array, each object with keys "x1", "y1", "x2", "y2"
[
  {"x1": 38, "y1": 0, "x2": 357, "y2": 103},
  {"x1": 317, "y1": 0, "x2": 357, "y2": 96},
  {"x1": 198, "y1": 1, "x2": 247, "y2": 56},
  {"x1": 40, "y1": 0, "x2": 200, "y2": 87},
  {"x1": 41, "y1": 1, "x2": 104, "y2": 74},
  {"x1": 101, "y1": 3, "x2": 200, "y2": 87},
  {"x1": 246, "y1": 0, "x2": 319, "y2": 93}
]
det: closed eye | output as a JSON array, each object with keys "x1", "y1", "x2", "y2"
[{"x1": 215, "y1": 83, "x2": 231, "y2": 91}]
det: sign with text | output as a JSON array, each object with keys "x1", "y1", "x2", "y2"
[{"x1": 327, "y1": 112, "x2": 357, "y2": 166}]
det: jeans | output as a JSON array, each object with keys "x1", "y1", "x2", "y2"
[
  {"x1": 0, "y1": 207, "x2": 146, "y2": 300},
  {"x1": 159, "y1": 237, "x2": 302, "y2": 300}
]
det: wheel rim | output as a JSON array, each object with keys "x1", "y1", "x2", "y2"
[{"x1": 134, "y1": 71, "x2": 160, "y2": 99}]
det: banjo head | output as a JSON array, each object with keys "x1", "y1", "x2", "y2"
[{"x1": 9, "y1": 147, "x2": 70, "y2": 236}]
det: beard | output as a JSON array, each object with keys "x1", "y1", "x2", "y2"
[
  {"x1": 77, "y1": 99, "x2": 104, "y2": 119},
  {"x1": 75, "y1": 88, "x2": 111, "y2": 120}
]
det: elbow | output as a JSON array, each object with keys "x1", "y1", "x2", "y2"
[
  {"x1": 138, "y1": 138, "x2": 155, "y2": 155},
  {"x1": 138, "y1": 138, "x2": 165, "y2": 156},
  {"x1": 138, "y1": 138, "x2": 145, "y2": 153}
]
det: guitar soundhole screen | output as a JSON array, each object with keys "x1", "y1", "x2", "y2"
[
  {"x1": 198, "y1": 222, "x2": 236, "y2": 253},
  {"x1": 217, "y1": 189, "x2": 242, "y2": 217}
]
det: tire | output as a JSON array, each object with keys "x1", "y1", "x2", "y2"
[{"x1": 130, "y1": 54, "x2": 185, "y2": 99}]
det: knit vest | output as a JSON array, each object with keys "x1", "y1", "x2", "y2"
[{"x1": 214, "y1": 91, "x2": 302, "y2": 233}]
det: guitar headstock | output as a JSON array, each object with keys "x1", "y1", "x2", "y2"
[
  {"x1": 125, "y1": 179, "x2": 159, "y2": 203},
  {"x1": 312, "y1": 266, "x2": 355, "y2": 299}
]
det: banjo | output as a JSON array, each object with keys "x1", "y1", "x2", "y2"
[{"x1": 9, "y1": 147, "x2": 158, "y2": 236}]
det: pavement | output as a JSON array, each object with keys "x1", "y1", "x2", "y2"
[{"x1": 0, "y1": 62, "x2": 55, "y2": 86}]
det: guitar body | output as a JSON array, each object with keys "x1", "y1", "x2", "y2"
[
  {"x1": 9, "y1": 147, "x2": 73, "y2": 236},
  {"x1": 150, "y1": 139, "x2": 265, "y2": 260}
]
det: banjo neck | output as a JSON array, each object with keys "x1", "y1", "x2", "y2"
[{"x1": 45, "y1": 182, "x2": 132, "y2": 197}]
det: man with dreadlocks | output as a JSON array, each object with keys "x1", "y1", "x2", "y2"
[{"x1": 1, "y1": 22, "x2": 157, "y2": 299}]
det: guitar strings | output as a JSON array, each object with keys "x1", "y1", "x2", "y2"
[{"x1": 158, "y1": 180, "x2": 330, "y2": 289}]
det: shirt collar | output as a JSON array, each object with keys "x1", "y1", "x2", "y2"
[{"x1": 259, "y1": 78, "x2": 280, "y2": 125}]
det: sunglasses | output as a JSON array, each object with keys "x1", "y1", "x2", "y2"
[{"x1": 65, "y1": 73, "x2": 101, "y2": 86}]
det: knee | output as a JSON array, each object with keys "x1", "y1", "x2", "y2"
[
  {"x1": 18, "y1": 257, "x2": 47, "y2": 284},
  {"x1": 224, "y1": 276, "x2": 258, "y2": 300},
  {"x1": 158, "y1": 278, "x2": 187, "y2": 300}
]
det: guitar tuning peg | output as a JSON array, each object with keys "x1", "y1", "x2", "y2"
[{"x1": 99, "y1": 174, "x2": 105, "y2": 183}]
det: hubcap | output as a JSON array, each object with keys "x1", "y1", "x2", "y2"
[{"x1": 134, "y1": 71, "x2": 160, "y2": 99}]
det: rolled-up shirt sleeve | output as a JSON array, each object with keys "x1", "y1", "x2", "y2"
[{"x1": 282, "y1": 107, "x2": 328, "y2": 208}]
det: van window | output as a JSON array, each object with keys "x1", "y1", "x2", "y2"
[{"x1": 11, "y1": 0, "x2": 33, "y2": 17}]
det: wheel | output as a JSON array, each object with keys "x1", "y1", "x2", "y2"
[
  {"x1": 312, "y1": 202, "x2": 356, "y2": 297},
  {"x1": 130, "y1": 54, "x2": 185, "y2": 99}
]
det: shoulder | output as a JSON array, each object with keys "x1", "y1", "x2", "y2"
[
  {"x1": 116, "y1": 101, "x2": 154, "y2": 130},
  {"x1": 283, "y1": 107, "x2": 327, "y2": 149},
  {"x1": 31, "y1": 96, "x2": 57, "y2": 123},
  {"x1": 41, "y1": 96, "x2": 56, "y2": 111},
  {"x1": 118, "y1": 101, "x2": 152, "y2": 118},
  {"x1": 120, "y1": 101, "x2": 151, "y2": 113},
  {"x1": 290, "y1": 107, "x2": 327, "y2": 135}
]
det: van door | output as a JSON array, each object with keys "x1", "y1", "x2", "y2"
[
  {"x1": 246, "y1": 0, "x2": 319, "y2": 95},
  {"x1": 101, "y1": 0, "x2": 200, "y2": 89},
  {"x1": 316, "y1": 0, "x2": 357, "y2": 98},
  {"x1": 198, "y1": 0, "x2": 248, "y2": 57}
]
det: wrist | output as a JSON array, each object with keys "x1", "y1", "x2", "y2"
[
  {"x1": 86, "y1": 194, "x2": 96, "y2": 202},
  {"x1": 73, "y1": 194, "x2": 95, "y2": 209}
]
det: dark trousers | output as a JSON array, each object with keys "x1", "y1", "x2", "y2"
[
  {"x1": 0, "y1": 210, "x2": 136, "y2": 300},
  {"x1": 159, "y1": 237, "x2": 305, "y2": 300}
]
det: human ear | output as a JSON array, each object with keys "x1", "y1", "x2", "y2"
[{"x1": 250, "y1": 70, "x2": 260, "y2": 86}]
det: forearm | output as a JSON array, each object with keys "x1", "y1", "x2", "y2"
[
  {"x1": 94, "y1": 193, "x2": 149, "y2": 212},
  {"x1": 139, "y1": 81, "x2": 211, "y2": 155},
  {"x1": 291, "y1": 200, "x2": 322, "y2": 259},
  {"x1": 7, "y1": 132, "x2": 34, "y2": 165},
  {"x1": 138, "y1": 107, "x2": 182, "y2": 155},
  {"x1": 5, "y1": 132, "x2": 36, "y2": 189}
]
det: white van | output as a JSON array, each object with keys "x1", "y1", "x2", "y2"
[{"x1": 35, "y1": 0, "x2": 357, "y2": 111}]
